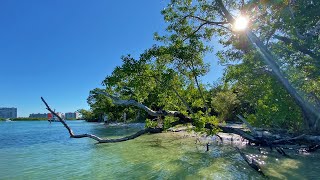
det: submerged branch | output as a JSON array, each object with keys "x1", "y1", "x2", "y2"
[{"x1": 235, "y1": 147, "x2": 266, "y2": 177}]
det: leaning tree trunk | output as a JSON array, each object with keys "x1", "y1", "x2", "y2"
[
  {"x1": 216, "y1": 0, "x2": 320, "y2": 132},
  {"x1": 246, "y1": 32, "x2": 320, "y2": 132},
  {"x1": 42, "y1": 93, "x2": 320, "y2": 146}
]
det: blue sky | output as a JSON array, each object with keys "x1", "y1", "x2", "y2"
[{"x1": 0, "y1": 0, "x2": 224, "y2": 117}]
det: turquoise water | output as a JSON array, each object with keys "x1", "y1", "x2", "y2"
[{"x1": 0, "y1": 121, "x2": 319, "y2": 179}]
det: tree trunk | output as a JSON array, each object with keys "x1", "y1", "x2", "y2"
[
  {"x1": 246, "y1": 32, "x2": 320, "y2": 132},
  {"x1": 216, "y1": 0, "x2": 320, "y2": 132}
]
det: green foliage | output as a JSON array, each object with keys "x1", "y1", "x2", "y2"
[
  {"x1": 211, "y1": 90, "x2": 240, "y2": 122},
  {"x1": 161, "y1": 0, "x2": 319, "y2": 131},
  {"x1": 224, "y1": 55, "x2": 304, "y2": 130},
  {"x1": 191, "y1": 111, "x2": 219, "y2": 134},
  {"x1": 145, "y1": 119, "x2": 158, "y2": 128},
  {"x1": 86, "y1": 0, "x2": 319, "y2": 133},
  {"x1": 163, "y1": 116, "x2": 179, "y2": 130},
  {"x1": 77, "y1": 109, "x2": 97, "y2": 122}
]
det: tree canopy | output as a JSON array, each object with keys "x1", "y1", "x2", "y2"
[{"x1": 84, "y1": 0, "x2": 320, "y2": 133}]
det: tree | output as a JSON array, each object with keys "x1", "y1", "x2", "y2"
[
  {"x1": 161, "y1": 0, "x2": 320, "y2": 132},
  {"x1": 40, "y1": 2, "x2": 320, "y2": 177},
  {"x1": 77, "y1": 109, "x2": 96, "y2": 122},
  {"x1": 211, "y1": 90, "x2": 240, "y2": 122},
  {"x1": 94, "y1": 47, "x2": 216, "y2": 130}
]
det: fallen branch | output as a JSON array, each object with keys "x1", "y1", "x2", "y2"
[
  {"x1": 234, "y1": 147, "x2": 266, "y2": 177},
  {"x1": 96, "y1": 91, "x2": 180, "y2": 117},
  {"x1": 275, "y1": 147, "x2": 289, "y2": 157},
  {"x1": 41, "y1": 97, "x2": 162, "y2": 143},
  {"x1": 272, "y1": 134, "x2": 305, "y2": 144},
  {"x1": 236, "y1": 115, "x2": 259, "y2": 137},
  {"x1": 96, "y1": 90, "x2": 258, "y2": 143},
  {"x1": 99, "y1": 91, "x2": 261, "y2": 142},
  {"x1": 42, "y1": 91, "x2": 320, "y2": 147}
]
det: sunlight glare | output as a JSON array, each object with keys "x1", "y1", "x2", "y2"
[{"x1": 234, "y1": 16, "x2": 249, "y2": 31}]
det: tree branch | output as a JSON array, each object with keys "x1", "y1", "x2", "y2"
[
  {"x1": 182, "y1": 14, "x2": 231, "y2": 42},
  {"x1": 42, "y1": 94, "x2": 320, "y2": 146},
  {"x1": 95, "y1": 91, "x2": 182, "y2": 117},
  {"x1": 183, "y1": 22, "x2": 208, "y2": 42},
  {"x1": 235, "y1": 147, "x2": 266, "y2": 177},
  {"x1": 41, "y1": 97, "x2": 162, "y2": 143},
  {"x1": 236, "y1": 115, "x2": 259, "y2": 137},
  {"x1": 274, "y1": 35, "x2": 320, "y2": 60},
  {"x1": 184, "y1": 15, "x2": 229, "y2": 25},
  {"x1": 215, "y1": 0, "x2": 235, "y2": 23},
  {"x1": 95, "y1": 90, "x2": 260, "y2": 142}
]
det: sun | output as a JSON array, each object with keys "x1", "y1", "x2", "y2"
[{"x1": 233, "y1": 16, "x2": 249, "y2": 31}]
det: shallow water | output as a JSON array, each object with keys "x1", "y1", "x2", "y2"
[{"x1": 0, "y1": 121, "x2": 319, "y2": 179}]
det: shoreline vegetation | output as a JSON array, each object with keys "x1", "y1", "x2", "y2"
[{"x1": 42, "y1": 92, "x2": 320, "y2": 177}]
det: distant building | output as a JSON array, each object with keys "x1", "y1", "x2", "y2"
[
  {"x1": 29, "y1": 113, "x2": 48, "y2": 118},
  {"x1": 0, "y1": 107, "x2": 17, "y2": 118},
  {"x1": 47, "y1": 112, "x2": 64, "y2": 120},
  {"x1": 57, "y1": 112, "x2": 65, "y2": 119},
  {"x1": 65, "y1": 112, "x2": 79, "y2": 119}
]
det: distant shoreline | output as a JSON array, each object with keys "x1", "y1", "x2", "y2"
[{"x1": 0, "y1": 118, "x2": 81, "y2": 121}]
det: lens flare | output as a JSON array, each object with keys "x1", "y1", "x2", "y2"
[{"x1": 234, "y1": 16, "x2": 249, "y2": 31}]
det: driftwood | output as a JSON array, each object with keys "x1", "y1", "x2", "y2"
[
  {"x1": 275, "y1": 147, "x2": 289, "y2": 157},
  {"x1": 235, "y1": 147, "x2": 266, "y2": 177},
  {"x1": 41, "y1": 97, "x2": 162, "y2": 143},
  {"x1": 272, "y1": 134, "x2": 305, "y2": 144}
]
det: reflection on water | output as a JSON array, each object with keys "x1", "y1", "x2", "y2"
[{"x1": 0, "y1": 121, "x2": 319, "y2": 179}]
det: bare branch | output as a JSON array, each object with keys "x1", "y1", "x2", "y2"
[
  {"x1": 41, "y1": 97, "x2": 75, "y2": 136},
  {"x1": 183, "y1": 22, "x2": 208, "y2": 42},
  {"x1": 41, "y1": 97, "x2": 162, "y2": 143},
  {"x1": 95, "y1": 91, "x2": 180, "y2": 117},
  {"x1": 42, "y1": 94, "x2": 318, "y2": 146},
  {"x1": 182, "y1": 14, "x2": 231, "y2": 42},
  {"x1": 186, "y1": 15, "x2": 228, "y2": 25}
]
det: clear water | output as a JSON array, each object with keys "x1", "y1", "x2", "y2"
[{"x1": 0, "y1": 121, "x2": 319, "y2": 179}]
